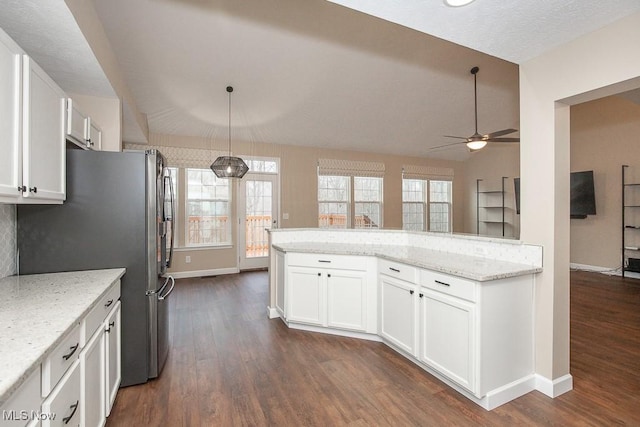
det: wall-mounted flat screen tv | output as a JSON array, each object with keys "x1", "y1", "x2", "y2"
[
  {"x1": 513, "y1": 171, "x2": 596, "y2": 218},
  {"x1": 571, "y1": 170, "x2": 596, "y2": 218}
]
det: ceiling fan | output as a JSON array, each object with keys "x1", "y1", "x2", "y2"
[{"x1": 431, "y1": 66, "x2": 520, "y2": 152}]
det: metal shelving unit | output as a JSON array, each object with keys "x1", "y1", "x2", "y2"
[
  {"x1": 621, "y1": 165, "x2": 640, "y2": 277},
  {"x1": 476, "y1": 177, "x2": 508, "y2": 237}
]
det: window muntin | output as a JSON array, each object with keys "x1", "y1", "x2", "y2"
[{"x1": 186, "y1": 168, "x2": 231, "y2": 246}]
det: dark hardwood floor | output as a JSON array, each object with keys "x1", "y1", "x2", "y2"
[{"x1": 106, "y1": 270, "x2": 640, "y2": 426}]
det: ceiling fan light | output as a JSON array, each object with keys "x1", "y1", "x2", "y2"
[
  {"x1": 444, "y1": 0, "x2": 476, "y2": 7},
  {"x1": 466, "y1": 140, "x2": 487, "y2": 150}
]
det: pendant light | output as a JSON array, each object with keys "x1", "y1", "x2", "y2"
[{"x1": 210, "y1": 86, "x2": 249, "y2": 178}]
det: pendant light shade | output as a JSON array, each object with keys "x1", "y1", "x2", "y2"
[{"x1": 210, "y1": 86, "x2": 248, "y2": 179}]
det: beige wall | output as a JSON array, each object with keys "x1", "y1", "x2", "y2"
[
  {"x1": 520, "y1": 11, "x2": 640, "y2": 386},
  {"x1": 148, "y1": 133, "x2": 466, "y2": 275},
  {"x1": 68, "y1": 93, "x2": 122, "y2": 152},
  {"x1": 570, "y1": 96, "x2": 640, "y2": 269},
  {"x1": 463, "y1": 146, "x2": 520, "y2": 238}
]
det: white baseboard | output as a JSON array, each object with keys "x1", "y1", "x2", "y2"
[
  {"x1": 483, "y1": 375, "x2": 536, "y2": 410},
  {"x1": 169, "y1": 267, "x2": 239, "y2": 279},
  {"x1": 570, "y1": 263, "x2": 609, "y2": 272},
  {"x1": 267, "y1": 306, "x2": 279, "y2": 319},
  {"x1": 535, "y1": 374, "x2": 573, "y2": 398},
  {"x1": 287, "y1": 322, "x2": 382, "y2": 342}
]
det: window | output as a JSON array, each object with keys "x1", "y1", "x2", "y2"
[
  {"x1": 429, "y1": 180, "x2": 452, "y2": 232},
  {"x1": 245, "y1": 159, "x2": 278, "y2": 174},
  {"x1": 354, "y1": 177, "x2": 382, "y2": 228},
  {"x1": 318, "y1": 175, "x2": 350, "y2": 228},
  {"x1": 402, "y1": 178, "x2": 452, "y2": 232},
  {"x1": 186, "y1": 168, "x2": 231, "y2": 246},
  {"x1": 402, "y1": 179, "x2": 426, "y2": 231},
  {"x1": 318, "y1": 175, "x2": 383, "y2": 228}
]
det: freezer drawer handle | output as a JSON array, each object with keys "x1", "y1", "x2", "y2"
[
  {"x1": 158, "y1": 276, "x2": 175, "y2": 301},
  {"x1": 105, "y1": 299, "x2": 114, "y2": 308},
  {"x1": 62, "y1": 400, "x2": 79, "y2": 424},
  {"x1": 62, "y1": 343, "x2": 79, "y2": 361}
]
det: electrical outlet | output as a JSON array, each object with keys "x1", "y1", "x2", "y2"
[
  {"x1": 186, "y1": 256, "x2": 191, "y2": 264},
  {"x1": 283, "y1": 213, "x2": 289, "y2": 220}
]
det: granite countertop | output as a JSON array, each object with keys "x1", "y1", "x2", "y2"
[
  {"x1": 0, "y1": 268, "x2": 126, "y2": 407},
  {"x1": 272, "y1": 243, "x2": 541, "y2": 281}
]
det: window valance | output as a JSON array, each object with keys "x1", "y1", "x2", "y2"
[{"x1": 318, "y1": 158, "x2": 385, "y2": 178}]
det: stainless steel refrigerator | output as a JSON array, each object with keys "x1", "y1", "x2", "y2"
[{"x1": 17, "y1": 148, "x2": 175, "y2": 387}]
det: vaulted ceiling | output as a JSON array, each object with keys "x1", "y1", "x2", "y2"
[{"x1": 1, "y1": 0, "x2": 639, "y2": 161}]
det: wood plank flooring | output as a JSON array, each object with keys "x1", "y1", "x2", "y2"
[{"x1": 106, "y1": 270, "x2": 640, "y2": 426}]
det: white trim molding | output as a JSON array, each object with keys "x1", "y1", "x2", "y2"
[
  {"x1": 535, "y1": 374, "x2": 573, "y2": 398},
  {"x1": 169, "y1": 267, "x2": 239, "y2": 279},
  {"x1": 267, "y1": 306, "x2": 279, "y2": 319}
]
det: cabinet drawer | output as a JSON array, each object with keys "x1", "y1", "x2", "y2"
[
  {"x1": 81, "y1": 282, "x2": 120, "y2": 345},
  {"x1": 420, "y1": 270, "x2": 476, "y2": 302},
  {"x1": 378, "y1": 258, "x2": 418, "y2": 283},
  {"x1": 42, "y1": 324, "x2": 80, "y2": 397},
  {"x1": 0, "y1": 366, "x2": 41, "y2": 427},
  {"x1": 287, "y1": 253, "x2": 368, "y2": 271},
  {"x1": 41, "y1": 360, "x2": 80, "y2": 427}
]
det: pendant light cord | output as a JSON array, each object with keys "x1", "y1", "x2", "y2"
[
  {"x1": 473, "y1": 70, "x2": 478, "y2": 134},
  {"x1": 227, "y1": 86, "x2": 233, "y2": 156}
]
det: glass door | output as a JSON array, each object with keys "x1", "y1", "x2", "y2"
[{"x1": 238, "y1": 174, "x2": 279, "y2": 270}]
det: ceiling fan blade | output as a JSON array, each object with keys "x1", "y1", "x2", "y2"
[
  {"x1": 443, "y1": 135, "x2": 468, "y2": 140},
  {"x1": 430, "y1": 141, "x2": 467, "y2": 150},
  {"x1": 484, "y1": 128, "x2": 518, "y2": 138},
  {"x1": 487, "y1": 137, "x2": 520, "y2": 143}
]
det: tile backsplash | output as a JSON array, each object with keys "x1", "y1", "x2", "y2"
[{"x1": 0, "y1": 205, "x2": 17, "y2": 278}]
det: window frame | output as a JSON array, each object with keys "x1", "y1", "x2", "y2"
[
  {"x1": 318, "y1": 174, "x2": 384, "y2": 229},
  {"x1": 402, "y1": 177, "x2": 453, "y2": 232},
  {"x1": 184, "y1": 167, "x2": 232, "y2": 248}
]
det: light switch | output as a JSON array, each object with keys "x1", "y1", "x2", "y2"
[{"x1": 283, "y1": 213, "x2": 289, "y2": 220}]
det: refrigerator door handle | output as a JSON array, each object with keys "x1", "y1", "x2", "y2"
[
  {"x1": 158, "y1": 276, "x2": 175, "y2": 301},
  {"x1": 164, "y1": 174, "x2": 175, "y2": 269}
]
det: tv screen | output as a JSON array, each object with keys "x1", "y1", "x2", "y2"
[
  {"x1": 571, "y1": 170, "x2": 596, "y2": 217},
  {"x1": 514, "y1": 178, "x2": 520, "y2": 215}
]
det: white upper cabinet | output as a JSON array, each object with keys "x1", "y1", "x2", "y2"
[
  {"x1": 66, "y1": 98, "x2": 102, "y2": 150},
  {"x1": 23, "y1": 56, "x2": 66, "y2": 202},
  {"x1": 0, "y1": 27, "x2": 66, "y2": 204},
  {"x1": 0, "y1": 28, "x2": 23, "y2": 199}
]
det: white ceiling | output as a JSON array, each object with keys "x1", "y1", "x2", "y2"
[
  {"x1": 1, "y1": 1, "x2": 639, "y2": 161},
  {"x1": 328, "y1": 0, "x2": 640, "y2": 64}
]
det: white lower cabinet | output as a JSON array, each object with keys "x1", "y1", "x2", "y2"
[
  {"x1": 420, "y1": 288, "x2": 476, "y2": 393},
  {"x1": 379, "y1": 274, "x2": 418, "y2": 356},
  {"x1": 284, "y1": 253, "x2": 375, "y2": 333},
  {"x1": 104, "y1": 302, "x2": 121, "y2": 415},
  {"x1": 287, "y1": 266, "x2": 325, "y2": 326},
  {"x1": 81, "y1": 291, "x2": 121, "y2": 425},
  {"x1": 41, "y1": 360, "x2": 80, "y2": 427},
  {"x1": 274, "y1": 250, "x2": 285, "y2": 318},
  {"x1": 326, "y1": 269, "x2": 367, "y2": 331},
  {"x1": 81, "y1": 326, "x2": 105, "y2": 427}
]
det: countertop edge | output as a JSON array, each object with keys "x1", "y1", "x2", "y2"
[
  {"x1": 272, "y1": 244, "x2": 540, "y2": 282},
  {"x1": 0, "y1": 268, "x2": 126, "y2": 407}
]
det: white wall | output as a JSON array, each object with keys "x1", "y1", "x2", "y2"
[{"x1": 520, "y1": 11, "x2": 640, "y2": 392}]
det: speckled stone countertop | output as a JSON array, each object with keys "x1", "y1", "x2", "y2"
[
  {"x1": 272, "y1": 243, "x2": 541, "y2": 281},
  {"x1": 0, "y1": 268, "x2": 126, "y2": 407}
]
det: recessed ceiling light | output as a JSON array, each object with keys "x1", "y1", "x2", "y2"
[{"x1": 444, "y1": 0, "x2": 476, "y2": 7}]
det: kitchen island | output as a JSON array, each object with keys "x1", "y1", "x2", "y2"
[
  {"x1": 268, "y1": 229, "x2": 542, "y2": 410},
  {"x1": 0, "y1": 268, "x2": 125, "y2": 425}
]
